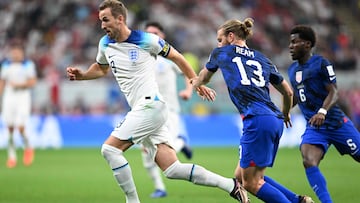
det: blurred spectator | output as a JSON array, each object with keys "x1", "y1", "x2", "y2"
[{"x1": 0, "y1": 0, "x2": 359, "y2": 116}]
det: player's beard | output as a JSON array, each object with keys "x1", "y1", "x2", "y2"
[{"x1": 108, "y1": 29, "x2": 120, "y2": 40}]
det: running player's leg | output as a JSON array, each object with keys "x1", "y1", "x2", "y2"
[
  {"x1": 264, "y1": 176, "x2": 313, "y2": 203},
  {"x1": 240, "y1": 115, "x2": 293, "y2": 202},
  {"x1": 101, "y1": 136, "x2": 139, "y2": 203},
  {"x1": 301, "y1": 128, "x2": 333, "y2": 203},
  {"x1": 140, "y1": 146, "x2": 167, "y2": 198},
  {"x1": 101, "y1": 99, "x2": 169, "y2": 203},
  {"x1": 155, "y1": 143, "x2": 238, "y2": 197},
  {"x1": 301, "y1": 143, "x2": 331, "y2": 203}
]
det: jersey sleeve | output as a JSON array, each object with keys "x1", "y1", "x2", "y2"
[
  {"x1": 96, "y1": 36, "x2": 110, "y2": 65},
  {"x1": 320, "y1": 58, "x2": 336, "y2": 85},
  {"x1": 205, "y1": 49, "x2": 219, "y2": 73},
  {"x1": 141, "y1": 32, "x2": 171, "y2": 58},
  {"x1": 269, "y1": 63, "x2": 283, "y2": 85}
]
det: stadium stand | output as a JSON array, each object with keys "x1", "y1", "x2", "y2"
[{"x1": 0, "y1": 0, "x2": 359, "y2": 128}]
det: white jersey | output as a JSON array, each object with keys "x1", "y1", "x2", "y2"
[
  {"x1": 1, "y1": 59, "x2": 36, "y2": 126},
  {"x1": 1, "y1": 59, "x2": 36, "y2": 100},
  {"x1": 153, "y1": 57, "x2": 181, "y2": 113},
  {"x1": 96, "y1": 30, "x2": 171, "y2": 108}
]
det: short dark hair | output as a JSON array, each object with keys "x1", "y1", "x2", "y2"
[
  {"x1": 99, "y1": 0, "x2": 127, "y2": 21},
  {"x1": 145, "y1": 21, "x2": 164, "y2": 32},
  {"x1": 290, "y1": 25, "x2": 316, "y2": 47}
]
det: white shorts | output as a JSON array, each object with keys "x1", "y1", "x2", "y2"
[
  {"x1": 111, "y1": 97, "x2": 174, "y2": 160},
  {"x1": 1, "y1": 95, "x2": 31, "y2": 127},
  {"x1": 166, "y1": 111, "x2": 180, "y2": 140},
  {"x1": 166, "y1": 111, "x2": 188, "y2": 138}
]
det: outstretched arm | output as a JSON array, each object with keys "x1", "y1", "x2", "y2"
[
  {"x1": 166, "y1": 48, "x2": 197, "y2": 80},
  {"x1": 166, "y1": 48, "x2": 216, "y2": 101},
  {"x1": 190, "y1": 67, "x2": 216, "y2": 101},
  {"x1": 66, "y1": 63, "x2": 110, "y2": 81},
  {"x1": 190, "y1": 68, "x2": 214, "y2": 87},
  {"x1": 273, "y1": 80, "x2": 294, "y2": 128}
]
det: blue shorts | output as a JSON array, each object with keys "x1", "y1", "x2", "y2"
[
  {"x1": 301, "y1": 117, "x2": 360, "y2": 156},
  {"x1": 239, "y1": 115, "x2": 284, "y2": 168}
]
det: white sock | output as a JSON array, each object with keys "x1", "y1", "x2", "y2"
[
  {"x1": 8, "y1": 144, "x2": 17, "y2": 160},
  {"x1": 101, "y1": 144, "x2": 140, "y2": 203},
  {"x1": 8, "y1": 135, "x2": 16, "y2": 160},
  {"x1": 141, "y1": 150, "x2": 166, "y2": 190},
  {"x1": 163, "y1": 160, "x2": 234, "y2": 193}
]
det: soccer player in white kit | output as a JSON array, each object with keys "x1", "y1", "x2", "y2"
[
  {"x1": 66, "y1": 1, "x2": 246, "y2": 202},
  {"x1": 142, "y1": 21, "x2": 194, "y2": 198},
  {"x1": 0, "y1": 43, "x2": 37, "y2": 168}
]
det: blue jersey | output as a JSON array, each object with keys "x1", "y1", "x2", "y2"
[
  {"x1": 206, "y1": 45, "x2": 284, "y2": 118},
  {"x1": 288, "y1": 55, "x2": 346, "y2": 129}
]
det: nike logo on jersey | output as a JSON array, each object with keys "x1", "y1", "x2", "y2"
[
  {"x1": 330, "y1": 76, "x2": 336, "y2": 81},
  {"x1": 109, "y1": 55, "x2": 116, "y2": 58}
]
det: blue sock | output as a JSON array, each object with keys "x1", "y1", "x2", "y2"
[
  {"x1": 256, "y1": 182, "x2": 291, "y2": 203},
  {"x1": 306, "y1": 166, "x2": 332, "y2": 203},
  {"x1": 264, "y1": 176, "x2": 299, "y2": 203}
]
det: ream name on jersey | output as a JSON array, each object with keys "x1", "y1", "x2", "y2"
[{"x1": 235, "y1": 46, "x2": 254, "y2": 58}]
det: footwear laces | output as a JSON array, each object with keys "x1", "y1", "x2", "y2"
[{"x1": 229, "y1": 178, "x2": 250, "y2": 203}]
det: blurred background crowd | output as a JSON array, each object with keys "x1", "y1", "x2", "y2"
[{"x1": 0, "y1": 0, "x2": 360, "y2": 127}]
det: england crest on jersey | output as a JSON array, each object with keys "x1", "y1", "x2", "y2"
[
  {"x1": 295, "y1": 71, "x2": 302, "y2": 83},
  {"x1": 128, "y1": 49, "x2": 139, "y2": 62}
]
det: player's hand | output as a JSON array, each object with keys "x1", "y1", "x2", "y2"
[
  {"x1": 196, "y1": 85, "x2": 216, "y2": 101},
  {"x1": 179, "y1": 89, "x2": 192, "y2": 101},
  {"x1": 283, "y1": 113, "x2": 292, "y2": 128},
  {"x1": 9, "y1": 82, "x2": 25, "y2": 89},
  {"x1": 189, "y1": 77, "x2": 199, "y2": 88},
  {"x1": 190, "y1": 77, "x2": 216, "y2": 101},
  {"x1": 309, "y1": 113, "x2": 325, "y2": 127},
  {"x1": 66, "y1": 67, "x2": 83, "y2": 81}
]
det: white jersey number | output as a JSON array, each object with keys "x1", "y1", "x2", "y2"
[
  {"x1": 232, "y1": 57, "x2": 265, "y2": 87},
  {"x1": 347, "y1": 139, "x2": 358, "y2": 151},
  {"x1": 298, "y1": 88, "x2": 307, "y2": 102}
]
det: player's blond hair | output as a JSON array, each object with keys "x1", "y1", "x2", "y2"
[
  {"x1": 99, "y1": 0, "x2": 128, "y2": 21},
  {"x1": 219, "y1": 18, "x2": 254, "y2": 40}
]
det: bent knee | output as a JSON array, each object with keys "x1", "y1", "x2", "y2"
[
  {"x1": 100, "y1": 144, "x2": 109, "y2": 157},
  {"x1": 101, "y1": 144, "x2": 120, "y2": 158},
  {"x1": 302, "y1": 158, "x2": 320, "y2": 168}
]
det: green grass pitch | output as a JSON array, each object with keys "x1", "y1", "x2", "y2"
[{"x1": 0, "y1": 147, "x2": 358, "y2": 203}]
